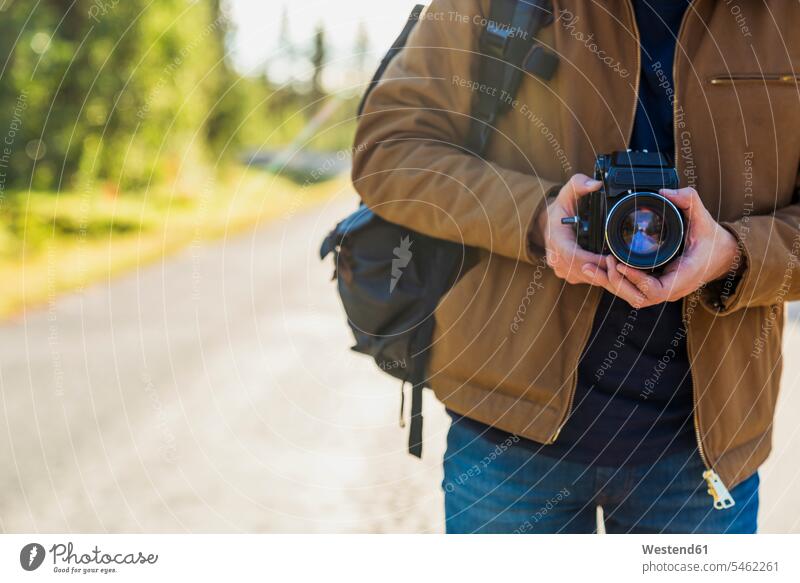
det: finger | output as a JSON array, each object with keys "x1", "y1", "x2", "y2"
[
  {"x1": 615, "y1": 262, "x2": 663, "y2": 296},
  {"x1": 565, "y1": 246, "x2": 607, "y2": 268},
  {"x1": 549, "y1": 235, "x2": 605, "y2": 268},
  {"x1": 563, "y1": 173, "x2": 603, "y2": 202},
  {"x1": 646, "y1": 261, "x2": 692, "y2": 300},
  {"x1": 580, "y1": 262, "x2": 610, "y2": 287},
  {"x1": 660, "y1": 186, "x2": 704, "y2": 222},
  {"x1": 605, "y1": 256, "x2": 647, "y2": 307},
  {"x1": 545, "y1": 247, "x2": 559, "y2": 268}
]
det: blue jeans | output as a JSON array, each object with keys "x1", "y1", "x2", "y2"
[{"x1": 443, "y1": 416, "x2": 760, "y2": 534}]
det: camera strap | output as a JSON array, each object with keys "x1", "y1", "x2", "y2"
[{"x1": 466, "y1": 0, "x2": 557, "y2": 155}]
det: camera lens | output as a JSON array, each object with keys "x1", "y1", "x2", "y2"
[
  {"x1": 620, "y1": 207, "x2": 665, "y2": 254},
  {"x1": 605, "y1": 192, "x2": 683, "y2": 269}
]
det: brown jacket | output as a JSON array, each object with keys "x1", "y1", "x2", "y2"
[{"x1": 352, "y1": 0, "x2": 800, "y2": 491}]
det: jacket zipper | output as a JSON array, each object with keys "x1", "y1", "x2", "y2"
[
  {"x1": 683, "y1": 299, "x2": 734, "y2": 509},
  {"x1": 550, "y1": 0, "x2": 734, "y2": 509},
  {"x1": 547, "y1": 321, "x2": 592, "y2": 443},
  {"x1": 548, "y1": 7, "x2": 746, "y2": 510},
  {"x1": 547, "y1": 0, "x2": 643, "y2": 445},
  {"x1": 709, "y1": 74, "x2": 800, "y2": 85},
  {"x1": 674, "y1": 1, "x2": 735, "y2": 510}
]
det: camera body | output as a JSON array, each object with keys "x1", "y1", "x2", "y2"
[{"x1": 567, "y1": 150, "x2": 684, "y2": 270}]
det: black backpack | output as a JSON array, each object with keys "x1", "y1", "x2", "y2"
[{"x1": 320, "y1": 0, "x2": 556, "y2": 456}]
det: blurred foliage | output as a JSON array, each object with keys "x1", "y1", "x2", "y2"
[
  {"x1": 0, "y1": 169, "x2": 350, "y2": 316},
  {"x1": 1, "y1": 0, "x2": 216, "y2": 191},
  {"x1": 0, "y1": 0, "x2": 361, "y2": 315},
  {"x1": 0, "y1": 0, "x2": 357, "y2": 197}
]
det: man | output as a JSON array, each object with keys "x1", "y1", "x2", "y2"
[{"x1": 352, "y1": 0, "x2": 800, "y2": 533}]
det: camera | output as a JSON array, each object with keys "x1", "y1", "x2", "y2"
[{"x1": 562, "y1": 150, "x2": 684, "y2": 270}]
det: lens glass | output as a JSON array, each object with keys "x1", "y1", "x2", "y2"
[
  {"x1": 605, "y1": 192, "x2": 684, "y2": 269},
  {"x1": 619, "y1": 206, "x2": 666, "y2": 255}
]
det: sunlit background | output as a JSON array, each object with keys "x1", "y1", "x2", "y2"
[
  {"x1": 230, "y1": 0, "x2": 420, "y2": 85},
  {"x1": 0, "y1": 0, "x2": 421, "y2": 315}
]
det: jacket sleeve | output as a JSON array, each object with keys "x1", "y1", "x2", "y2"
[
  {"x1": 351, "y1": 0, "x2": 559, "y2": 264},
  {"x1": 703, "y1": 164, "x2": 800, "y2": 313}
]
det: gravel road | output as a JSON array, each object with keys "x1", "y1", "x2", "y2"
[{"x1": 0, "y1": 192, "x2": 797, "y2": 533}]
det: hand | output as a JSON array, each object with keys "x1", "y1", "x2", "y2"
[
  {"x1": 613, "y1": 187, "x2": 741, "y2": 308},
  {"x1": 531, "y1": 174, "x2": 607, "y2": 285},
  {"x1": 531, "y1": 174, "x2": 651, "y2": 305}
]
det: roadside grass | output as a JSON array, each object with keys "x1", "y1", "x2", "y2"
[{"x1": 0, "y1": 166, "x2": 348, "y2": 319}]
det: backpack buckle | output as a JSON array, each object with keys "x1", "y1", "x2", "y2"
[
  {"x1": 481, "y1": 21, "x2": 513, "y2": 59},
  {"x1": 523, "y1": 43, "x2": 559, "y2": 80}
]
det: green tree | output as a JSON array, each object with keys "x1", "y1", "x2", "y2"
[
  {"x1": 353, "y1": 21, "x2": 370, "y2": 79},
  {"x1": 0, "y1": 0, "x2": 224, "y2": 191},
  {"x1": 205, "y1": 0, "x2": 244, "y2": 153},
  {"x1": 277, "y1": 5, "x2": 294, "y2": 82},
  {"x1": 310, "y1": 24, "x2": 326, "y2": 102}
]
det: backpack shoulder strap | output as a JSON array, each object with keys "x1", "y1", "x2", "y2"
[
  {"x1": 350, "y1": 1, "x2": 556, "y2": 460},
  {"x1": 466, "y1": 0, "x2": 555, "y2": 155}
]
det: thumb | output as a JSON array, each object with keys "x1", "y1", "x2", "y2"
[
  {"x1": 562, "y1": 173, "x2": 603, "y2": 201},
  {"x1": 660, "y1": 187, "x2": 704, "y2": 222}
]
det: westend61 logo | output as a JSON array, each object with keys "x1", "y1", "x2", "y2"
[{"x1": 19, "y1": 541, "x2": 158, "y2": 575}]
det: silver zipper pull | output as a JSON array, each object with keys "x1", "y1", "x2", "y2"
[{"x1": 703, "y1": 469, "x2": 735, "y2": 510}]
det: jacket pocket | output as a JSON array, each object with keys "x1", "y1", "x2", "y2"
[{"x1": 708, "y1": 73, "x2": 800, "y2": 86}]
